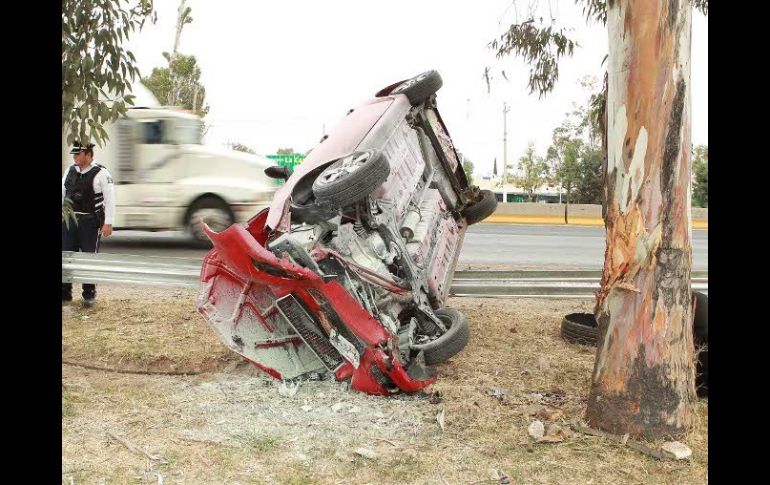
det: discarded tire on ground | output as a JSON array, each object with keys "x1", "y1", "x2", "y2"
[
  {"x1": 694, "y1": 291, "x2": 708, "y2": 397},
  {"x1": 560, "y1": 312, "x2": 600, "y2": 345},
  {"x1": 561, "y1": 295, "x2": 709, "y2": 398}
]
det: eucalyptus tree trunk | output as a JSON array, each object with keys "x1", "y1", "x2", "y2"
[{"x1": 586, "y1": 0, "x2": 696, "y2": 438}]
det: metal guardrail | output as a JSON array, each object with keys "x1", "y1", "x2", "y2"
[
  {"x1": 450, "y1": 270, "x2": 708, "y2": 298},
  {"x1": 62, "y1": 252, "x2": 708, "y2": 298},
  {"x1": 62, "y1": 251, "x2": 201, "y2": 288}
]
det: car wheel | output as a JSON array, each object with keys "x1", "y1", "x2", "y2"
[
  {"x1": 560, "y1": 312, "x2": 600, "y2": 345},
  {"x1": 411, "y1": 307, "x2": 470, "y2": 366},
  {"x1": 312, "y1": 150, "x2": 390, "y2": 209},
  {"x1": 389, "y1": 70, "x2": 443, "y2": 106},
  {"x1": 186, "y1": 197, "x2": 234, "y2": 248},
  {"x1": 462, "y1": 190, "x2": 498, "y2": 225}
]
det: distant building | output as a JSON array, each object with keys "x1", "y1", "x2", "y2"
[{"x1": 476, "y1": 175, "x2": 563, "y2": 203}]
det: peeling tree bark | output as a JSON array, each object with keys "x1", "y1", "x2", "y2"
[{"x1": 586, "y1": 0, "x2": 695, "y2": 438}]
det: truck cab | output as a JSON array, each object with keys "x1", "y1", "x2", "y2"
[{"x1": 62, "y1": 83, "x2": 277, "y2": 246}]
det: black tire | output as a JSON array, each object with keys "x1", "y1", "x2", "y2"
[
  {"x1": 312, "y1": 150, "x2": 390, "y2": 208},
  {"x1": 693, "y1": 292, "x2": 708, "y2": 341},
  {"x1": 561, "y1": 312, "x2": 599, "y2": 345},
  {"x1": 693, "y1": 292, "x2": 708, "y2": 397},
  {"x1": 185, "y1": 196, "x2": 234, "y2": 248},
  {"x1": 462, "y1": 190, "x2": 498, "y2": 225},
  {"x1": 390, "y1": 70, "x2": 443, "y2": 106},
  {"x1": 412, "y1": 308, "x2": 470, "y2": 366}
]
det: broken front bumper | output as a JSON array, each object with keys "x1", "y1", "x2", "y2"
[{"x1": 197, "y1": 209, "x2": 436, "y2": 395}]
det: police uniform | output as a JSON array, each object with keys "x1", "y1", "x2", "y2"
[{"x1": 62, "y1": 142, "x2": 116, "y2": 304}]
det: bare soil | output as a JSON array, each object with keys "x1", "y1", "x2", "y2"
[{"x1": 62, "y1": 285, "x2": 707, "y2": 484}]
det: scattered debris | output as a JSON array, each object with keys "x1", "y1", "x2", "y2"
[
  {"x1": 331, "y1": 402, "x2": 346, "y2": 412},
  {"x1": 662, "y1": 441, "x2": 692, "y2": 460},
  {"x1": 106, "y1": 431, "x2": 167, "y2": 463},
  {"x1": 330, "y1": 402, "x2": 360, "y2": 414},
  {"x1": 536, "y1": 423, "x2": 575, "y2": 443},
  {"x1": 375, "y1": 438, "x2": 399, "y2": 447},
  {"x1": 487, "y1": 388, "x2": 508, "y2": 401},
  {"x1": 527, "y1": 420, "x2": 545, "y2": 440},
  {"x1": 541, "y1": 388, "x2": 569, "y2": 406},
  {"x1": 278, "y1": 381, "x2": 299, "y2": 398},
  {"x1": 526, "y1": 392, "x2": 544, "y2": 402},
  {"x1": 489, "y1": 468, "x2": 511, "y2": 484},
  {"x1": 571, "y1": 424, "x2": 670, "y2": 460},
  {"x1": 437, "y1": 409, "x2": 446, "y2": 432},
  {"x1": 301, "y1": 405, "x2": 312, "y2": 412},
  {"x1": 354, "y1": 447, "x2": 378, "y2": 460},
  {"x1": 157, "y1": 473, "x2": 165, "y2": 485},
  {"x1": 535, "y1": 406, "x2": 564, "y2": 422}
]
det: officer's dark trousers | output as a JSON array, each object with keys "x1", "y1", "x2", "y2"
[{"x1": 62, "y1": 213, "x2": 102, "y2": 301}]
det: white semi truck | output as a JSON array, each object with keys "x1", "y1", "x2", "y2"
[{"x1": 61, "y1": 83, "x2": 277, "y2": 245}]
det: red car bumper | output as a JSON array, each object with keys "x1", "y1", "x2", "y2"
[{"x1": 197, "y1": 209, "x2": 437, "y2": 395}]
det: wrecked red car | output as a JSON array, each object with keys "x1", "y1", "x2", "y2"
[{"x1": 197, "y1": 70, "x2": 497, "y2": 395}]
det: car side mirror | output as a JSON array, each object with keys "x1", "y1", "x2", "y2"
[{"x1": 265, "y1": 165, "x2": 292, "y2": 181}]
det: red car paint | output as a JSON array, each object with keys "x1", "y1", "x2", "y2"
[{"x1": 198, "y1": 71, "x2": 490, "y2": 395}]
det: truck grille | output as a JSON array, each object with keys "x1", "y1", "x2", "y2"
[{"x1": 276, "y1": 294, "x2": 344, "y2": 371}]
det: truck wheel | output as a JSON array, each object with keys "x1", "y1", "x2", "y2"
[
  {"x1": 312, "y1": 150, "x2": 390, "y2": 208},
  {"x1": 389, "y1": 70, "x2": 443, "y2": 105},
  {"x1": 462, "y1": 190, "x2": 497, "y2": 225},
  {"x1": 411, "y1": 308, "x2": 470, "y2": 366},
  {"x1": 186, "y1": 197, "x2": 234, "y2": 248}
]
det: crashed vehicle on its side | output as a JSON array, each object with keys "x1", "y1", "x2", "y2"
[{"x1": 197, "y1": 70, "x2": 497, "y2": 395}]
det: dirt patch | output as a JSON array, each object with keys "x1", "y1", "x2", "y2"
[
  {"x1": 62, "y1": 285, "x2": 708, "y2": 484},
  {"x1": 62, "y1": 285, "x2": 238, "y2": 374}
]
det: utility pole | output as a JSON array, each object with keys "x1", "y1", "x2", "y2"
[
  {"x1": 502, "y1": 102, "x2": 510, "y2": 186},
  {"x1": 172, "y1": 0, "x2": 190, "y2": 58}
]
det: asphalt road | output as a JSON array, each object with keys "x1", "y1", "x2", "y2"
[{"x1": 98, "y1": 224, "x2": 708, "y2": 270}]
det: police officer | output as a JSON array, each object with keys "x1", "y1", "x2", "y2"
[{"x1": 62, "y1": 142, "x2": 116, "y2": 307}]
